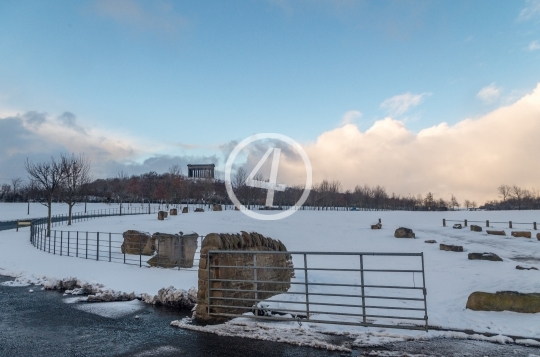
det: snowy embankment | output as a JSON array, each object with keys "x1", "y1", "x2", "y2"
[{"x1": 1, "y1": 206, "x2": 540, "y2": 349}]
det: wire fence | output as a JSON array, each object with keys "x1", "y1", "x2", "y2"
[
  {"x1": 443, "y1": 218, "x2": 538, "y2": 230},
  {"x1": 30, "y1": 225, "x2": 204, "y2": 270}
]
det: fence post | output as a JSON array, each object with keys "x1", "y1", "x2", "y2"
[
  {"x1": 442, "y1": 219, "x2": 446, "y2": 227},
  {"x1": 359, "y1": 254, "x2": 366, "y2": 324},
  {"x1": 253, "y1": 254, "x2": 258, "y2": 316},
  {"x1": 67, "y1": 231, "x2": 70, "y2": 256},
  {"x1": 486, "y1": 220, "x2": 489, "y2": 227},
  {"x1": 97, "y1": 232, "x2": 100, "y2": 261},
  {"x1": 139, "y1": 233, "x2": 142, "y2": 267},
  {"x1": 76, "y1": 231, "x2": 79, "y2": 257},
  {"x1": 464, "y1": 219, "x2": 467, "y2": 227},
  {"x1": 85, "y1": 232, "x2": 88, "y2": 259},
  {"x1": 509, "y1": 221, "x2": 512, "y2": 229},
  {"x1": 303, "y1": 254, "x2": 310, "y2": 320},
  {"x1": 109, "y1": 233, "x2": 111, "y2": 262},
  {"x1": 534, "y1": 222, "x2": 537, "y2": 230},
  {"x1": 378, "y1": 218, "x2": 381, "y2": 224},
  {"x1": 53, "y1": 231, "x2": 56, "y2": 254}
]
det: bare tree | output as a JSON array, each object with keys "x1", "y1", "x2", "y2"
[
  {"x1": 25, "y1": 157, "x2": 67, "y2": 236},
  {"x1": 511, "y1": 185, "x2": 524, "y2": 210},
  {"x1": 470, "y1": 201, "x2": 477, "y2": 210},
  {"x1": 113, "y1": 171, "x2": 129, "y2": 215},
  {"x1": 497, "y1": 184, "x2": 511, "y2": 202},
  {"x1": 11, "y1": 177, "x2": 23, "y2": 202},
  {"x1": 60, "y1": 154, "x2": 91, "y2": 225},
  {"x1": 464, "y1": 199, "x2": 471, "y2": 211},
  {"x1": 450, "y1": 194, "x2": 459, "y2": 211}
]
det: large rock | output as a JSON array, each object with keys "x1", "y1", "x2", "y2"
[
  {"x1": 371, "y1": 222, "x2": 382, "y2": 229},
  {"x1": 213, "y1": 204, "x2": 222, "y2": 211},
  {"x1": 470, "y1": 225, "x2": 482, "y2": 232},
  {"x1": 424, "y1": 239, "x2": 437, "y2": 244},
  {"x1": 537, "y1": 233, "x2": 540, "y2": 241},
  {"x1": 466, "y1": 291, "x2": 540, "y2": 313},
  {"x1": 182, "y1": 207, "x2": 188, "y2": 213},
  {"x1": 516, "y1": 265, "x2": 538, "y2": 270},
  {"x1": 487, "y1": 230, "x2": 506, "y2": 236},
  {"x1": 440, "y1": 244, "x2": 463, "y2": 252},
  {"x1": 170, "y1": 208, "x2": 178, "y2": 216},
  {"x1": 453, "y1": 224, "x2": 462, "y2": 229},
  {"x1": 194, "y1": 208, "x2": 204, "y2": 212},
  {"x1": 511, "y1": 231, "x2": 531, "y2": 238},
  {"x1": 158, "y1": 211, "x2": 168, "y2": 220},
  {"x1": 196, "y1": 231, "x2": 292, "y2": 323},
  {"x1": 394, "y1": 227, "x2": 415, "y2": 238},
  {"x1": 147, "y1": 232, "x2": 199, "y2": 268},
  {"x1": 468, "y1": 252, "x2": 503, "y2": 261},
  {"x1": 121, "y1": 230, "x2": 155, "y2": 255}
]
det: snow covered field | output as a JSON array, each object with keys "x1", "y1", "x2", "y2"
[{"x1": 1, "y1": 205, "x2": 539, "y2": 349}]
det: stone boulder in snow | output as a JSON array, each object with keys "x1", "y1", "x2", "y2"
[
  {"x1": 486, "y1": 230, "x2": 506, "y2": 236},
  {"x1": 394, "y1": 227, "x2": 415, "y2": 238},
  {"x1": 194, "y1": 208, "x2": 204, "y2": 212},
  {"x1": 213, "y1": 204, "x2": 222, "y2": 211},
  {"x1": 468, "y1": 252, "x2": 503, "y2": 261},
  {"x1": 440, "y1": 244, "x2": 463, "y2": 252},
  {"x1": 470, "y1": 225, "x2": 482, "y2": 232},
  {"x1": 371, "y1": 222, "x2": 382, "y2": 229},
  {"x1": 511, "y1": 231, "x2": 531, "y2": 239},
  {"x1": 424, "y1": 239, "x2": 437, "y2": 243},
  {"x1": 147, "y1": 232, "x2": 199, "y2": 268},
  {"x1": 466, "y1": 291, "x2": 540, "y2": 313},
  {"x1": 453, "y1": 223, "x2": 462, "y2": 229},
  {"x1": 121, "y1": 230, "x2": 155, "y2": 255},
  {"x1": 170, "y1": 208, "x2": 178, "y2": 215},
  {"x1": 182, "y1": 206, "x2": 188, "y2": 213}
]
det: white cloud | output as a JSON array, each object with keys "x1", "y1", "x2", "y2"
[
  {"x1": 518, "y1": 0, "x2": 540, "y2": 21},
  {"x1": 477, "y1": 83, "x2": 502, "y2": 103},
  {"x1": 339, "y1": 110, "x2": 362, "y2": 126},
  {"x1": 380, "y1": 92, "x2": 430, "y2": 117},
  {"x1": 528, "y1": 40, "x2": 540, "y2": 51},
  {"x1": 273, "y1": 83, "x2": 540, "y2": 203}
]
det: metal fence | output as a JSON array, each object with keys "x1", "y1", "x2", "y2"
[
  {"x1": 30, "y1": 225, "x2": 204, "y2": 269},
  {"x1": 444, "y1": 218, "x2": 538, "y2": 230},
  {"x1": 207, "y1": 251, "x2": 428, "y2": 331}
]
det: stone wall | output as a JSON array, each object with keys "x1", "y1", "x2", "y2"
[
  {"x1": 196, "y1": 231, "x2": 292, "y2": 323},
  {"x1": 147, "y1": 232, "x2": 198, "y2": 268}
]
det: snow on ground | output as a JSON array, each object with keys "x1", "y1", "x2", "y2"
[
  {"x1": 0, "y1": 202, "x2": 138, "y2": 221},
  {"x1": 1, "y1": 205, "x2": 540, "y2": 349}
]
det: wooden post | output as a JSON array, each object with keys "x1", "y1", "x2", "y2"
[
  {"x1": 443, "y1": 219, "x2": 446, "y2": 227},
  {"x1": 509, "y1": 221, "x2": 512, "y2": 229},
  {"x1": 464, "y1": 219, "x2": 467, "y2": 227},
  {"x1": 534, "y1": 222, "x2": 537, "y2": 230},
  {"x1": 486, "y1": 220, "x2": 489, "y2": 227},
  {"x1": 378, "y1": 218, "x2": 381, "y2": 224}
]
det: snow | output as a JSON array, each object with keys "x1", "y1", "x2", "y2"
[
  {"x1": 74, "y1": 299, "x2": 145, "y2": 319},
  {"x1": 0, "y1": 202, "x2": 140, "y2": 221},
  {"x1": 1, "y1": 204, "x2": 540, "y2": 349}
]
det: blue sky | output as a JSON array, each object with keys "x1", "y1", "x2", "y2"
[{"x1": 1, "y1": 0, "x2": 540, "y2": 201}]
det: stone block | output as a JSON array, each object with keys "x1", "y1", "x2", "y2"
[
  {"x1": 453, "y1": 224, "x2": 462, "y2": 229},
  {"x1": 147, "y1": 232, "x2": 198, "y2": 268},
  {"x1": 158, "y1": 211, "x2": 167, "y2": 220},
  {"x1": 487, "y1": 230, "x2": 506, "y2": 236},
  {"x1": 170, "y1": 208, "x2": 178, "y2": 216},
  {"x1": 468, "y1": 252, "x2": 503, "y2": 261},
  {"x1": 470, "y1": 225, "x2": 482, "y2": 232},
  {"x1": 511, "y1": 231, "x2": 531, "y2": 238},
  {"x1": 182, "y1": 207, "x2": 188, "y2": 213},
  {"x1": 466, "y1": 291, "x2": 540, "y2": 313},
  {"x1": 195, "y1": 208, "x2": 204, "y2": 212},
  {"x1": 394, "y1": 227, "x2": 415, "y2": 238},
  {"x1": 213, "y1": 204, "x2": 222, "y2": 211},
  {"x1": 424, "y1": 239, "x2": 437, "y2": 243},
  {"x1": 121, "y1": 230, "x2": 154, "y2": 255},
  {"x1": 440, "y1": 243, "x2": 463, "y2": 252},
  {"x1": 371, "y1": 223, "x2": 382, "y2": 229}
]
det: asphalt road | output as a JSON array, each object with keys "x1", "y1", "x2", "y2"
[{"x1": 0, "y1": 275, "x2": 538, "y2": 357}]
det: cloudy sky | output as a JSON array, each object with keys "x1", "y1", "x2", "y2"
[{"x1": 1, "y1": 0, "x2": 540, "y2": 203}]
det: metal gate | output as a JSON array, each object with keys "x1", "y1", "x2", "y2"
[{"x1": 207, "y1": 251, "x2": 428, "y2": 331}]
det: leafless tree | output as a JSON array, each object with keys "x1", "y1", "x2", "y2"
[
  {"x1": 25, "y1": 157, "x2": 67, "y2": 236},
  {"x1": 511, "y1": 185, "x2": 524, "y2": 210},
  {"x1": 450, "y1": 194, "x2": 459, "y2": 210},
  {"x1": 60, "y1": 154, "x2": 91, "y2": 225},
  {"x1": 497, "y1": 184, "x2": 511, "y2": 202},
  {"x1": 464, "y1": 199, "x2": 471, "y2": 211},
  {"x1": 11, "y1": 177, "x2": 23, "y2": 202},
  {"x1": 113, "y1": 171, "x2": 129, "y2": 215}
]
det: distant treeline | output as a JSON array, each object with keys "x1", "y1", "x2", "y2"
[
  {"x1": 3, "y1": 159, "x2": 538, "y2": 212},
  {"x1": 480, "y1": 184, "x2": 540, "y2": 210}
]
